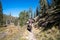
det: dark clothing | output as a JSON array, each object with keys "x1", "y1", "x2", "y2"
[
  {"x1": 27, "y1": 24, "x2": 32, "y2": 32},
  {"x1": 27, "y1": 18, "x2": 35, "y2": 32}
]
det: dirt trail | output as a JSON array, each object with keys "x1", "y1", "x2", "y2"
[
  {"x1": 26, "y1": 27, "x2": 37, "y2": 40},
  {"x1": 0, "y1": 32, "x2": 7, "y2": 39},
  {"x1": 28, "y1": 32, "x2": 36, "y2": 40}
]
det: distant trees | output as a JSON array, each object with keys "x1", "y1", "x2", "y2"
[
  {"x1": 29, "y1": 7, "x2": 33, "y2": 18},
  {"x1": 19, "y1": 10, "x2": 29, "y2": 26},
  {"x1": 14, "y1": 18, "x2": 18, "y2": 26}
]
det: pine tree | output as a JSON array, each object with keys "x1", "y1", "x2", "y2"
[
  {"x1": 29, "y1": 7, "x2": 32, "y2": 18},
  {"x1": 0, "y1": 1, "x2": 3, "y2": 25},
  {"x1": 36, "y1": 7, "x2": 39, "y2": 16},
  {"x1": 39, "y1": 0, "x2": 50, "y2": 14},
  {"x1": 19, "y1": 10, "x2": 29, "y2": 26},
  {"x1": 34, "y1": 12, "x2": 36, "y2": 18}
]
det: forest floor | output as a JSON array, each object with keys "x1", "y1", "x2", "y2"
[
  {"x1": 0, "y1": 24, "x2": 37, "y2": 40},
  {"x1": 0, "y1": 24, "x2": 60, "y2": 40}
]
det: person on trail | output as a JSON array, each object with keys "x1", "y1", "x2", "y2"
[{"x1": 27, "y1": 18, "x2": 35, "y2": 32}]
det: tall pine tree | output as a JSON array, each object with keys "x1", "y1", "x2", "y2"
[
  {"x1": 36, "y1": 7, "x2": 39, "y2": 16},
  {"x1": 0, "y1": 1, "x2": 3, "y2": 25},
  {"x1": 29, "y1": 7, "x2": 32, "y2": 18}
]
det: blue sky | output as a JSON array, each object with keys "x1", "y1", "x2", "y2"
[
  {"x1": 1, "y1": 0, "x2": 51, "y2": 17},
  {"x1": 1, "y1": 0, "x2": 39, "y2": 17}
]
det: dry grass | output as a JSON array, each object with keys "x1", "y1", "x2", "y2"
[
  {"x1": 0, "y1": 27, "x2": 6, "y2": 32},
  {"x1": 0, "y1": 25, "x2": 28, "y2": 40},
  {"x1": 34, "y1": 26, "x2": 60, "y2": 40},
  {"x1": 0, "y1": 25, "x2": 60, "y2": 40},
  {"x1": 0, "y1": 25, "x2": 20, "y2": 40},
  {"x1": 5, "y1": 25, "x2": 19, "y2": 35}
]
